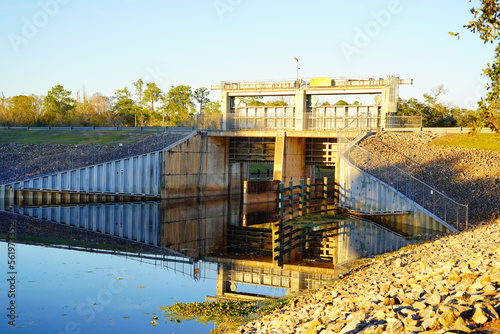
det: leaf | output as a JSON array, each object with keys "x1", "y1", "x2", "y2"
[{"x1": 448, "y1": 32, "x2": 460, "y2": 36}]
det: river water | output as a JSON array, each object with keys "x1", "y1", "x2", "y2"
[{"x1": 0, "y1": 197, "x2": 410, "y2": 333}]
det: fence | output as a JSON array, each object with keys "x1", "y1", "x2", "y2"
[
  {"x1": 0, "y1": 126, "x2": 194, "y2": 131},
  {"x1": 338, "y1": 132, "x2": 469, "y2": 231},
  {"x1": 190, "y1": 112, "x2": 420, "y2": 132},
  {"x1": 273, "y1": 178, "x2": 332, "y2": 267}
]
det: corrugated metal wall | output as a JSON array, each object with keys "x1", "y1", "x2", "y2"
[{"x1": 0, "y1": 151, "x2": 162, "y2": 197}]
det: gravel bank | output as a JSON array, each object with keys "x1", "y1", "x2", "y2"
[
  {"x1": 238, "y1": 132, "x2": 500, "y2": 333},
  {"x1": 357, "y1": 132, "x2": 500, "y2": 226},
  {"x1": 0, "y1": 131, "x2": 192, "y2": 183},
  {"x1": 239, "y1": 219, "x2": 500, "y2": 333}
]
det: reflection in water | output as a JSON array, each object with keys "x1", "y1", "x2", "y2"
[
  {"x1": 2, "y1": 196, "x2": 412, "y2": 300},
  {"x1": 0, "y1": 195, "x2": 413, "y2": 332}
]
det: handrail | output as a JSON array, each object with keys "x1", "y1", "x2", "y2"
[{"x1": 338, "y1": 129, "x2": 469, "y2": 231}]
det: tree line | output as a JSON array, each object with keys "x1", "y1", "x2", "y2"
[
  {"x1": 0, "y1": 82, "x2": 487, "y2": 129},
  {"x1": 0, "y1": 80, "x2": 221, "y2": 127}
]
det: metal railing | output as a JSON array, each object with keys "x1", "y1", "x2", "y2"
[
  {"x1": 338, "y1": 130, "x2": 468, "y2": 231},
  {"x1": 385, "y1": 116, "x2": 422, "y2": 128},
  {"x1": 191, "y1": 112, "x2": 420, "y2": 132},
  {"x1": 0, "y1": 126, "x2": 195, "y2": 131}
]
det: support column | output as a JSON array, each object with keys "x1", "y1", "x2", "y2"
[
  {"x1": 294, "y1": 90, "x2": 307, "y2": 131},
  {"x1": 221, "y1": 91, "x2": 231, "y2": 130},
  {"x1": 273, "y1": 133, "x2": 306, "y2": 183},
  {"x1": 381, "y1": 75, "x2": 399, "y2": 129},
  {"x1": 273, "y1": 131, "x2": 286, "y2": 182}
]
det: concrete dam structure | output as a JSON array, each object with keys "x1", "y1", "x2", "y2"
[{"x1": 0, "y1": 75, "x2": 469, "y2": 270}]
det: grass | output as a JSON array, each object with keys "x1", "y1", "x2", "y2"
[
  {"x1": 0, "y1": 129, "x2": 154, "y2": 145},
  {"x1": 429, "y1": 133, "x2": 500, "y2": 151},
  {"x1": 159, "y1": 297, "x2": 292, "y2": 333}
]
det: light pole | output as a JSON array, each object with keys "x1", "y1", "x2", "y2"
[{"x1": 293, "y1": 57, "x2": 300, "y2": 82}]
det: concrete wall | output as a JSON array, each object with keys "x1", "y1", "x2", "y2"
[
  {"x1": 338, "y1": 156, "x2": 455, "y2": 235},
  {"x1": 161, "y1": 133, "x2": 235, "y2": 198},
  {"x1": 273, "y1": 133, "x2": 306, "y2": 182}
]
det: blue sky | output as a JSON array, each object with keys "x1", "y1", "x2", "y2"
[{"x1": 0, "y1": 0, "x2": 495, "y2": 109}]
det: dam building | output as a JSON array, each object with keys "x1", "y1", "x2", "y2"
[{"x1": 0, "y1": 75, "x2": 467, "y2": 246}]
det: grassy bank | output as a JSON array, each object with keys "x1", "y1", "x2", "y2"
[
  {"x1": 0, "y1": 129, "x2": 155, "y2": 145},
  {"x1": 429, "y1": 133, "x2": 500, "y2": 151}
]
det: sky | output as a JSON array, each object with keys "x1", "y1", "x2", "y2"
[{"x1": 0, "y1": 0, "x2": 495, "y2": 109}]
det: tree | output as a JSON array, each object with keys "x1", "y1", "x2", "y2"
[
  {"x1": 193, "y1": 87, "x2": 210, "y2": 113},
  {"x1": 426, "y1": 84, "x2": 448, "y2": 106},
  {"x1": 164, "y1": 85, "x2": 195, "y2": 125},
  {"x1": 132, "y1": 79, "x2": 148, "y2": 127},
  {"x1": 143, "y1": 82, "x2": 162, "y2": 113},
  {"x1": 241, "y1": 96, "x2": 265, "y2": 106},
  {"x1": 113, "y1": 87, "x2": 135, "y2": 126},
  {"x1": 334, "y1": 100, "x2": 349, "y2": 106},
  {"x1": 456, "y1": 0, "x2": 500, "y2": 131},
  {"x1": 204, "y1": 100, "x2": 221, "y2": 114},
  {"x1": 3, "y1": 95, "x2": 43, "y2": 126},
  {"x1": 265, "y1": 98, "x2": 288, "y2": 106},
  {"x1": 43, "y1": 85, "x2": 75, "y2": 125}
]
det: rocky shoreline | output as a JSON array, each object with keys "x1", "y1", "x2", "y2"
[
  {"x1": 238, "y1": 133, "x2": 500, "y2": 333},
  {"x1": 239, "y1": 218, "x2": 500, "y2": 333}
]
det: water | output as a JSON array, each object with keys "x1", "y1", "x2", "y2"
[
  {"x1": 0, "y1": 241, "x2": 218, "y2": 333},
  {"x1": 0, "y1": 197, "x2": 410, "y2": 333}
]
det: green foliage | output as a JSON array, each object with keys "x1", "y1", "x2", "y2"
[
  {"x1": 194, "y1": 87, "x2": 210, "y2": 112},
  {"x1": 160, "y1": 298, "x2": 291, "y2": 332},
  {"x1": 204, "y1": 101, "x2": 221, "y2": 114},
  {"x1": 3, "y1": 95, "x2": 43, "y2": 126},
  {"x1": 334, "y1": 99, "x2": 349, "y2": 106},
  {"x1": 265, "y1": 98, "x2": 288, "y2": 106},
  {"x1": 462, "y1": 0, "x2": 500, "y2": 132},
  {"x1": 43, "y1": 85, "x2": 76, "y2": 125},
  {"x1": 240, "y1": 96, "x2": 265, "y2": 106},
  {"x1": 397, "y1": 91, "x2": 478, "y2": 127},
  {"x1": 143, "y1": 82, "x2": 162, "y2": 113},
  {"x1": 113, "y1": 87, "x2": 135, "y2": 126},
  {"x1": 164, "y1": 85, "x2": 195, "y2": 125}
]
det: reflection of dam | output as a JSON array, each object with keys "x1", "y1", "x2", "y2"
[
  {"x1": 3, "y1": 197, "x2": 410, "y2": 265},
  {"x1": 11, "y1": 202, "x2": 161, "y2": 245},
  {"x1": 2, "y1": 194, "x2": 413, "y2": 299}
]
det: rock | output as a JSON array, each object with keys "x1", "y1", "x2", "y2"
[
  {"x1": 438, "y1": 305, "x2": 457, "y2": 326},
  {"x1": 421, "y1": 316, "x2": 440, "y2": 330},
  {"x1": 425, "y1": 291, "x2": 442, "y2": 306},
  {"x1": 471, "y1": 306, "x2": 490, "y2": 324},
  {"x1": 385, "y1": 318, "x2": 403, "y2": 334}
]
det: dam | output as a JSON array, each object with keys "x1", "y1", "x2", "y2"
[{"x1": 0, "y1": 75, "x2": 469, "y2": 273}]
